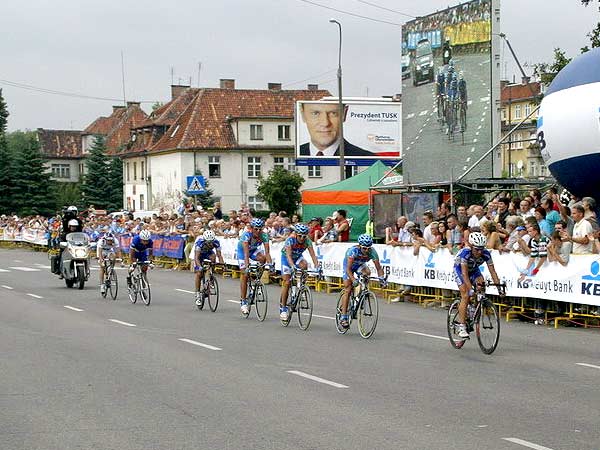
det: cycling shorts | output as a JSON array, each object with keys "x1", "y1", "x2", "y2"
[
  {"x1": 342, "y1": 262, "x2": 369, "y2": 281},
  {"x1": 194, "y1": 252, "x2": 216, "y2": 272},
  {"x1": 280, "y1": 255, "x2": 306, "y2": 275},
  {"x1": 238, "y1": 249, "x2": 264, "y2": 270},
  {"x1": 453, "y1": 266, "x2": 482, "y2": 287}
]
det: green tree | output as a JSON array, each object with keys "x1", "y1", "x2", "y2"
[
  {"x1": 192, "y1": 168, "x2": 214, "y2": 210},
  {"x1": 8, "y1": 131, "x2": 55, "y2": 216},
  {"x1": 533, "y1": 48, "x2": 572, "y2": 85},
  {"x1": 256, "y1": 167, "x2": 304, "y2": 215},
  {"x1": 52, "y1": 182, "x2": 82, "y2": 211},
  {"x1": 0, "y1": 89, "x2": 16, "y2": 214},
  {"x1": 81, "y1": 136, "x2": 111, "y2": 210},
  {"x1": 107, "y1": 156, "x2": 124, "y2": 211}
]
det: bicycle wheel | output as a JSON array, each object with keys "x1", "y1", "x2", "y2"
[
  {"x1": 335, "y1": 293, "x2": 350, "y2": 334},
  {"x1": 128, "y1": 273, "x2": 138, "y2": 304},
  {"x1": 101, "y1": 272, "x2": 108, "y2": 298},
  {"x1": 140, "y1": 272, "x2": 151, "y2": 306},
  {"x1": 253, "y1": 282, "x2": 267, "y2": 321},
  {"x1": 296, "y1": 287, "x2": 313, "y2": 331},
  {"x1": 208, "y1": 275, "x2": 219, "y2": 312},
  {"x1": 358, "y1": 291, "x2": 379, "y2": 339},
  {"x1": 447, "y1": 299, "x2": 466, "y2": 349},
  {"x1": 476, "y1": 299, "x2": 500, "y2": 354},
  {"x1": 108, "y1": 268, "x2": 118, "y2": 300}
]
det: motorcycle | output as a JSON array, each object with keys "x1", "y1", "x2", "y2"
[{"x1": 57, "y1": 232, "x2": 92, "y2": 289}]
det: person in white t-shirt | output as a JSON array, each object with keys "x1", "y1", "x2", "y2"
[{"x1": 570, "y1": 204, "x2": 593, "y2": 254}]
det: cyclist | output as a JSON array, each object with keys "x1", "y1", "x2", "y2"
[
  {"x1": 436, "y1": 68, "x2": 446, "y2": 115},
  {"x1": 339, "y1": 234, "x2": 385, "y2": 329},
  {"x1": 127, "y1": 229, "x2": 153, "y2": 289},
  {"x1": 458, "y1": 71, "x2": 468, "y2": 105},
  {"x1": 238, "y1": 218, "x2": 273, "y2": 315},
  {"x1": 193, "y1": 229, "x2": 225, "y2": 305},
  {"x1": 279, "y1": 223, "x2": 319, "y2": 321},
  {"x1": 453, "y1": 232, "x2": 503, "y2": 339},
  {"x1": 97, "y1": 228, "x2": 122, "y2": 295}
]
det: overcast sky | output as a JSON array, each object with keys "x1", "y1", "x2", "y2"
[{"x1": 2, "y1": 0, "x2": 598, "y2": 131}]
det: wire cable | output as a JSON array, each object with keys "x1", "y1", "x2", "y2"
[
  {"x1": 282, "y1": 69, "x2": 337, "y2": 88},
  {"x1": 294, "y1": 0, "x2": 402, "y2": 26},
  {"x1": 352, "y1": 0, "x2": 415, "y2": 18}
]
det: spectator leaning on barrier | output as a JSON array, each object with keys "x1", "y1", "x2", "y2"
[
  {"x1": 422, "y1": 211, "x2": 434, "y2": 242},
  {"x1": 581, "y1": 197, "x2": 598, "y2": 231},
  {"x1": 334, "y1": 209, "x2": 350, "y2": 242},
  {"x1": 570, "y1": 204, "x2": 594, "y2": 254},
  {"x1": 317, "y1": 217, "x2": 338, "y2": 244},
  {"x1": 548, "y1": 230, "x2": 571, "y2": 266}
]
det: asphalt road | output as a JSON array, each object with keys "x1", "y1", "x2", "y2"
[
  {"x1": 1, "y1": 247, "x2": 599, "y2": 450},
  {"x1": 403, "y1": 52, "x2": 494, "y2": 184}
]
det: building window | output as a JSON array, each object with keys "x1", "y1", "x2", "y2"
[
  {"x1": 501, "y1": 108, "x2": 507, "y2": 121},
  {"x1": 208, "y1": 156, "x2": 221, "y2": 178},
  {"x1": 248, "y1": 195, "x2": 263, "y2": 211},
  {"x1": 348, "y1": 166, "x2": 360, "y2": 177},
  {"x1": 79, "y1": 163, "x2": 85, "y2": 177},
  {"x1": 126, "y1": 162, "x2": 130, "y2": 182},
  {"x1": 274, "y1": 156, "x2": 295, "y2": 172},
  {"x1": 133, "y1": 162, "x2": 137, "y2": 181},
  {"x1": 278, "y1": 125, "x2": 291, "y2": 141},
  {"x1": 248, "y1": 156, "x2": 261, "y2": 177},
  {"x1": 525, "y1": 103, "x2": 531, "y2": 117},
  {"x1": 529, "y1": 161, "x2": 537, "y2": 177},
  {"x1": 308, "y1": 166, "x2": 322, "y2": 178},
  {"x1": 514, "y1": 104, "x2": 521, "y2": 120},
  {"x1": 141, "y1": 161, "x2": 145, "y2": 180},
  {"x1": 140, "y1": 194, "x2": 145, "y2": 210},
  {"x1": 540, "y1": 165, "x2": 547, "y2": 176},
  {"x1": 51, "y1": 163, "x2": 70, "y2": 179},
  {"x1": 250, "y1": 124, "x2": 263, "y2": 140}
]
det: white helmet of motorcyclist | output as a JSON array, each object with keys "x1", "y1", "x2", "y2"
[
  {"x1": 68, "y1": 219, "x2": 79, "y2": 228},
  {"x1": 67, "y1": 206, "x2": 78, "y2": 213}
]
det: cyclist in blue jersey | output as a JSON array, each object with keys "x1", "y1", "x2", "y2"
[
  {"x1": 339, "y1": 234, "x2": 385, "y2": 329},
  {"x1": 193, "y1": 230, "x2": 224, "y2": 305},
  {"x1": 453, "y1": 232, "x2": 503, "y2": 339},
  {"x1": 127, "y1": 229, "x2": 153, "y2": 289},
  {"x1": 279, "y1": 223, "x2": 319, "y2": 321},
  {"x1": 238, "y1": 218, "x2": 273, "y2": 315}
]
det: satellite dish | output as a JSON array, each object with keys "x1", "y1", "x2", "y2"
[{"x1": 517, "y1": 160, "x2": 523, "y2": 169}]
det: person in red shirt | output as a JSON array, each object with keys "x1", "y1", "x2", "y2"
[
  {"x1": 334, "y1": 209, "x2": 350, "y2": 242},
  {"x1": 308, "y1": 217, "x2": 323, "y2": 241}
]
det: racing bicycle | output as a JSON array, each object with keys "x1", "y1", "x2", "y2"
[
  {"x1": 281, "y1": 267, "x2": 321, "y2": 330},
  {"x1": 128, "y1": 261, "x2": 153, "y2": 306},
  {"x1": 195, "y1": 259, "x2": 220, "y2": 312},
  {"x1": 100, "y1": 256, "x2": 120, "y2": 300},
  {"x1": 245, "y1": 262, "x2": 269, "y2": 321}
]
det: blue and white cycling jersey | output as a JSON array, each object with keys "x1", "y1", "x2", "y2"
[
  {"x1": 130, "y1": 234, "x2": 153, "y2": 261},
  {"x1": 453, "y1": 247, "x2": 492, "y2": 286},
  {"x1": 195, "y1": 237, "x2": 221, "y2": 258},
  {"x1": 342, "y1": 246, "x2": 379, "y2": 280}
]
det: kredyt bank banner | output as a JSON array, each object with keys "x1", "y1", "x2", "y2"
[{"x1": 295, "y1": 100, "x2": 402, "y2": 166}]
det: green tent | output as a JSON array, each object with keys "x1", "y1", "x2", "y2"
[{"x1": 301, "y1": 161, "x2": 392, "y2": 240}]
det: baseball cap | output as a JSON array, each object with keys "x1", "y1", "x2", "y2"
[{"x1": 516, "y1": 226, "x2": 526, "y2": 231}]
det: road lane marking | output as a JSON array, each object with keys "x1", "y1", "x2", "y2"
[
  {"x1": 406, "y1": 113, "x2": 415, "y2": 119},
  {"x1": 227, "y1": 300, "x2": 240, "y2": 304},
  {"x1": 175, "y1": 289, "x2": 195, "y2": 294},
  {"x1": 502, "y1": 438, "x2": 555, "y2": 450},
  {"x1": 1, "y1": 285, "x2": 13, "y2": 290},
  {"x1": 480, "y1": 96, "x2": 490, "y2": 102},
  {"x1": 576, "y1": 362, "x2": 600, "y2": 370},
  {"x1": 312, "y1": 314, "x2": 335, "y2": 320},
  {"x1": 178, "y1": 338, "x2": 222, "y2": 351},
  {"x1": 109, "y1": 319, "x2": 137, "y2": 327},
  {"x1": 404, "y1": 331, "x2": 449, "y2": 341},
  {"x1": 64, "y1": 305, "x2": 84, "y2": 312},
  {"x1": 466, "y1": 157, "x2": 471, "y2": 163},
  {"x1": 0, "y1": 269, "x2": 11, "y2": 273},
  {"x1": 34, "y1": 264, "x2": 51, "y2": 269},
  {"x1": 9, "y1": 267, "x2": 40, "y2": 272},
  {"x1": 287, "y1": 370, "x2": 348, "y2": 389},
  {"x1": 13, "y1": 259, "x2": 23, "y2": 263},
  {"x1": 467, "y1": 100, "x2": 473, "y2": 106},
  {"x1": 419, "y1": 110, "x2": 428, "y2": 116},
  {"x1": 27, "y1": 293, "x2": 43, "y2": 299}
]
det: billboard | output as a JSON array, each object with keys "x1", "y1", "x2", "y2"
[
  {"x1": 401, "y1": 0, "x2": 497, "y2": 184},
  {"x1": 295, "y1": 100, "x2": 402, "y2": 166}
]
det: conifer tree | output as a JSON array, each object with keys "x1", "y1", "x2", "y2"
[
  {"x1": 0, "y1": 89, "x2": 15, "y2": 214},
  {"x1": 107, "y1": 156, "x2": 124, "y2": 211},
  {"x1": 81, "y1": 136, "x2": 111, "y2": 210}
]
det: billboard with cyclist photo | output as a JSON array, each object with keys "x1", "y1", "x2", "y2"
[
  {"x1": 401, "y1": 0, "x2": 499, "y2": 184},
  {"x1": 295, "y1": 100, "x2": 402, "y2": 166}
]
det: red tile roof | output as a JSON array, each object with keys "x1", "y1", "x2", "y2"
[
  {"x1": 83, "y1": 107, "x2": 127, "y2": 135},
  {"x1": 36, "y1": 128, "x2": 83, "y2": 159},
  {"x1": 501, "y1": 82, "x2": 541, "y2": 102},
  {"x1": 104, "y1": 105, "x2": 148, "y2": 155},
  {"x1": 149, "y1": 88, "x2": 330, "y2": 152}
]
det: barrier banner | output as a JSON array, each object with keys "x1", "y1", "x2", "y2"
[
  {"x1": 162, "y1": 235, "x2": 185, "y2": 259},
  {"x1": 1, "y1": 227, "x2": 47, "y2": 246}
]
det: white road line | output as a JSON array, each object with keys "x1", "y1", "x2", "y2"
[
  {"x1": 477, "y1": 125, "x2": 482, "y2": 129},
  {"x1": 475, "y1": 131, "x2": 480, "y2": 136},
  {"x1": 287, "y1": 370, "x2": 348, "y2": 389},
  {"x1": 576, "y1": 362, "x2": 600, "y2": 370},
  {"x1": 9, "y1": 267, "x2": 40, "y2": 272},
  {"x1": 471, "y1": 147, "x2": 475, "y2": 153},
  {"x1": 419, "y1": 110, "x2": 428, "y2": 116},
  {"x1": 466, "y1": 157, "x2": 471, "y2": 163},
  {"x1": 311, "y1": 314, "x2": 335, "y2": 320},
  {"x1": 178, "y1": 338, "x2": 222, "y2": 351},
  {"x1": 404, "y1": 331, "x2": 449, "y2": 341},
  {"x1": 109, "y1": 319, "x2": 137, "y2": 327},
  {"x1": 480, "y1": 96, "x2": 490, "y2": 102},
  {"x1": 1, "y1": 285, "x2": 13, "y2": 290},
  {"x1": 467, "y1": 100, "x2": 473, "y2": 106},
  {"x1": 415, "y1": 135, "x2": 420, "y2": 140},
  {"x1": 463, "y1": 166, "x2": 467, "y2": 171},
  {"x1": 227, "y1": 299, "x2": 240, "y2": 304},
  {"x1": 13, "y1": 259, "x2": 23, "y2": 263},
  {"x1": 26, "y1": 293, "x2": 43, "y2": 299},
  {"x1": 0, "y1": 269, "x2": 11, "y2": 273},
  {"x1": 406, "y1": 113, "x2": 415, "y2": 119},
  {"x1": 175, "y1": 288, "x2": 195, "y2": 294},
  {"x1": 34, "y1": 264, "x2": 51, "y2": 269},
  {"x1": 502, "y1": 437, "x2": 555, "y2": 450},
  {"x1": 64, "y1": 305, "x2": 84, "y2": 312},
  {"x1": 480, "y1": 118, "x2": 485, "y2": 122},
  {"x1": 473, "y1": 139, "x2": 478, "y2": 143}
]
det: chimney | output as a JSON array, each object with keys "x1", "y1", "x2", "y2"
[
  {"x1": 220, "y1": 79, "x2": 235, "y2": 89},
  {"x1": 521, "y1": 76, "x2": 531, "y2": 85},
  {"x1": 171, "y1": 84, "x2": 190, "y2": 100},
  {"x1": 126, "y1": 101, "x2": 141, "y2": 108},
  {"x1": 307, "y1": 84, "x2": 319, "y2": 91},
  {"x1": 112, "y1": 105, "x2": 126, "y2": 113},
  {"x1": 268, "y1": 82, "x2": 282, "y2": 91},
  {"x1": 500, "y1": 80, "x2": 509, "y2": 90}
]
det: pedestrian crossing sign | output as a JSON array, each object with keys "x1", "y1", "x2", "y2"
[{"x1": 186, "y1": 176, "x2": 206, "y2": 194}]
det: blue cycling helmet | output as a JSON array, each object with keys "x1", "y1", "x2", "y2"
[
  {"x1": 294, "y1": 223, "x2": 309, "y2": 234},
  {"x1": 357, "y1": 234, "x2": 373, "y2": 247},
  {"x1": 250, "y1": 218, "x2": 264, "y2": 228}
]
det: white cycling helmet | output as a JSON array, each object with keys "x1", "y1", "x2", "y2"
[
  {"x1": 203, "y1": 230, "x2": 216, "y2": 241},
  {"x1": 139, "y1": 229, "x2": 152, "y2": 240},
  {"x1": 468, "y1": 232, "x2": 486, "y2": 249},
  {"x1": 68, "y1": 219, "x2": 79, "y2": 227}
]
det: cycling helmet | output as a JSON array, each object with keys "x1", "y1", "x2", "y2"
[
  {"x1": 294, "y1": 223, "x2": 309, "y2": 235},
  {"x1": 203, "y1": 230, "x2": 216, "y2": 241},
  {"x1": 250, "y1": 218, "x2": 264, "y2": 228},
  {"x1": 458, "y1": 70, "x2": 464, "y2": 80},
  {"x1": 357, "y1": 234, "x2": 373, "y2": 247},
  {"x1": 468, "y1": 232, "x2": 486, "y2": 248},
  {"x1": 449, "y1": 59, "x2": 455, "y2": 67},
  {"x1": 139, "y1": 229, "x2": 152, "y2": 240},
  {"x1": 67, "y1": 206, "x2": 78, "y2": 213}
]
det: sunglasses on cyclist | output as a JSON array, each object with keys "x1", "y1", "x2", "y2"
[
  {"x1": 296, "y1": 234, "x2": 307, "y2": 238},
  {"x1": 359, "y1": 245, "x2": 371, "y2": 250}
]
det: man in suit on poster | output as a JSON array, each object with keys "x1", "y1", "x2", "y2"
[{"x1": 298, "y1": 103, "x2": 373, "y2": 157}]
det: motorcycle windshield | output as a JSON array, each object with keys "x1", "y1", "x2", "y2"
[{"x1": 66, "y1": 232, "x2": 89, "y2": 246}]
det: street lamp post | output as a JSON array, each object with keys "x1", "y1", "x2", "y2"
[{"x1": 329, "y1": 18, "x2": 345, "y2": 181}]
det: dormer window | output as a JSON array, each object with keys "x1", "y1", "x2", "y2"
[{"x1": 250, "y1": 124, "x2": 263, "y2": 140}]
